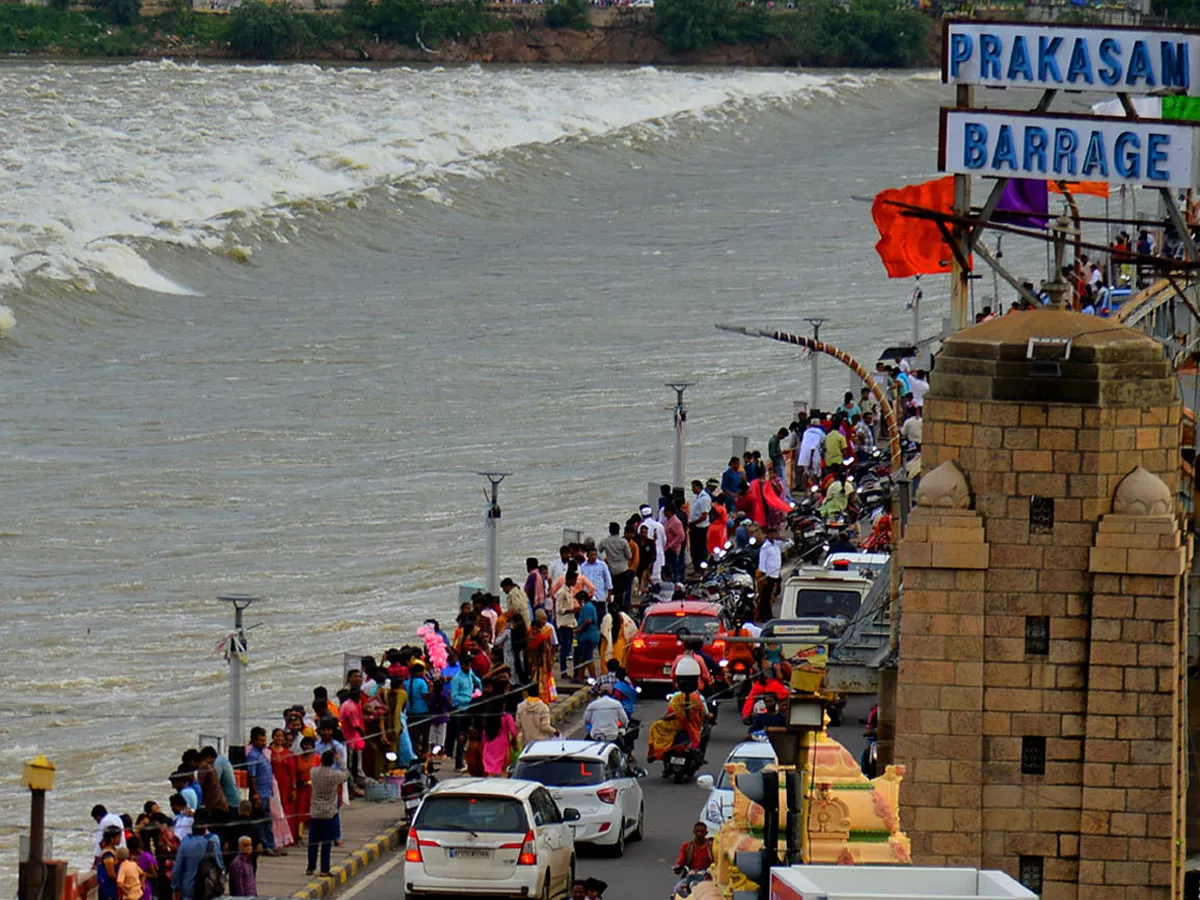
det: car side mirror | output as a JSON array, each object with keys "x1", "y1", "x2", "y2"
[
  {"x1": 634, "y1": 767, "x2": 648, "y2": 779},
  {"x1": 562, "y1": 808, "x2": 582, "y2": 822},
  {"x1": 695, "y1": 774, "x2": 714, "y2": 790}
]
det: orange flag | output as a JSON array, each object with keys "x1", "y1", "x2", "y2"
[
  {"x1": 871, "y1": 177, "x2": 959, "y2": 278},
  {"x1": 1050, "y1": 181, "x2": 1109, "y2": 198}
]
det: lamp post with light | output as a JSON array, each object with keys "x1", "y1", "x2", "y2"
[{"x1": 19, "y1": 754, "x2": 64, "y2": 900}]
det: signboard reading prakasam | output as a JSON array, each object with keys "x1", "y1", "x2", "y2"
[
  {"x1": 938, "y1": 108, "x2": 1200, "y2": 188},
  {"x1": 943, "y1": 21, "x2": 1200, "y2": 95}
]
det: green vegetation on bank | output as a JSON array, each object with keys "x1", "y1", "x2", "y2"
[
  {"x1": 0, "y1": 0, "x2": 510, "y2": 58},
  {"x1": 0, "y1": 0, "x2": 926, "y2": 64},
  {"x1": 654, "y1": 0, "x2": 928, "y2": 66}
]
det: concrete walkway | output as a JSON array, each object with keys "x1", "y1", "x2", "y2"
[{"x1": 276, "y1": 685, "x2": 591, "y2": 900}]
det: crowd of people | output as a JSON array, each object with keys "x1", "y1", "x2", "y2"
[{"x1": 83, "y1": 383, "x2": 925, "y2": 900}]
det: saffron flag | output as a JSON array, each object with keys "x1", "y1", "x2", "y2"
[
  {"x1": 871, "y1": 176, "x2": 960, "y2": 278},
  {"x1": 1050, "y1": 181, "x2": 1110, "y2": 198}
]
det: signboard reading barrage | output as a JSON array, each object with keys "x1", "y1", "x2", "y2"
[
  {"x1": 938, "y1": 109, "x2": 1200, "y2": 188},
  {"x1": 943, "y1": 21, "x2": 1200, "y2": 95}
]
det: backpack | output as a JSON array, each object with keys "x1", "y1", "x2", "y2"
[{"x1": 194, "y1": 838, "x2": 225, "y2": 900}]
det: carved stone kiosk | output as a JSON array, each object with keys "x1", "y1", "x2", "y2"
[{"x1": 892, "y1": 311, "x2": 1189, "y2": 900}]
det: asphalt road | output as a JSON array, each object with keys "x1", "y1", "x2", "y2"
[{"x1": 338, "y1": 692, "x2": 874, "y2": 900}]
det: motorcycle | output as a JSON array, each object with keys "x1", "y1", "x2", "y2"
[
  {"x1": 660, "y1": 693, "x2": 714, "y2": 783},
  {"x1": 792, "y1": 520, "x2": 829, "y2": 564},
  {"x1": 662, "y1": 730, "x2": 706, "y2": 784},
  {"x1": 670, "y1": 869, "x2": 712, "y2": 899},
  {"x1": 400, "y1": 747, "x2": 440, "y2": 819}
]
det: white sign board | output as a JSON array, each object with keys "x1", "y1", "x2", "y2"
[
  {"x1": 771, "y1": 864, "x2": 1038, "y2": 899},
  {"x1": 943, "y1": 21, "x2": 1200, "y2": 95},
  {"x1": 938, "y1": 108, "x2": 1200, "y2": 188}
]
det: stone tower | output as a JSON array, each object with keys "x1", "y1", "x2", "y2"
[{"x1": 893, "y1": 310, "x2": 1189, "y2": 900}]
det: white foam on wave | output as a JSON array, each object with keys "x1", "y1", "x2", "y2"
[{"x1": 0, "y1": 63, "x2": 897, "y2": 299}]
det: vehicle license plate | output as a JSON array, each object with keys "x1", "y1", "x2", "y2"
[
  {"x1": 448, "y1": 848, "x2": 491, "y2": 860},
  {"x1": 670, "y1": 756, "x2": 687, "y2": 765},
  {"x1": 662, "y1": 665, "x2": 672, "y2": 675}
]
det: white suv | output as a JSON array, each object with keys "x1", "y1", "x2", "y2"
[
  {"x1": 695, "y1": 741, "x2": 777, "y2": 837},
  {"x1": 403, "y1": 777, "x2": 579, "y2": 900},
  {"x1": 512, "y1": 740, "x2": 646, "y2": 857}
]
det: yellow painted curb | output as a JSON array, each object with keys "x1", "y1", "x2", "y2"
[{"x1": 290, "y1": 818, "x2": 409, "y2": 900}]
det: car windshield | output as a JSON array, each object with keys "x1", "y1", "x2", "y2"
[
  {"x1": 511, "y1": 758, "x2": 606, "y2": 786},
  {"x1": 794, "y1": 589, "x2": 861, "y2": 619},
  {"x1": 715, "y1": 755, "x2": 773, "y2": 790},
  {"x1": 415, "y1": 796, "x2": 529, "y2": 833},
  {"x1": 642, "y1": 613, "x2": 716, "y2": 637}
]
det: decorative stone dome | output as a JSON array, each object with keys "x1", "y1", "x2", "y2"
[
  {"x1": 1113, "y1": 466, "x2": 1173, "y2": 517},
  {"x1": 915, "y1": 460, "x2": 971, "y2": 509}
]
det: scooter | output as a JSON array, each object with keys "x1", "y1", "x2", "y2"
[
  {"x1": 401, "y1": 747, "x2": 440, "y2": 820},
  {"x1": 661, "y1": 731, "x2": 705, "y2": 784}
]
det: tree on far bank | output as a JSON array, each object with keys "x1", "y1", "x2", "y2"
[
  {"x1": 98, "y1": 0, "x2": 140, "y2": 25},
  {"x1": 654, "y1": 0, "x2": 732, "y2": 52}
]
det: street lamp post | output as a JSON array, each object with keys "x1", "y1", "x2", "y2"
[
  {"x1": 803, "y1": 318, "x2": 827, "y2": 410},
  {"x1": 19, "y1": 755, "x2": 59, "y2": 900},
  {"x1": 478, "y1": 472, "x2": 510, "y2": 596},
  {"x1": 218, "y1": 595, "x2": 259, "y2": 757},
  {"x1": 665, "y1": 383, "x2": 691, "y2": 490}
]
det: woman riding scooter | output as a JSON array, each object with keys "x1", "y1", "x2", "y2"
[{"x1": 647, "y1": 657, "x2": 710, "y2": 764}]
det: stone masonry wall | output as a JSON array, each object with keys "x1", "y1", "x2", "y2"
[{"x1": 894, "y1": 394, "x2": 1185, "y2": 900}]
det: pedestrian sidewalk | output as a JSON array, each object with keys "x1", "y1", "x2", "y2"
[
  {"x1": 280, "y1": 684, "x2": 591, "y2": 900},
  {"x1": 66, "y1": 682, "x2": 592, "y2": 900}
]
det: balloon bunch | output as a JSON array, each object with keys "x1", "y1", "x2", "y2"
[{"x1": 417, "y1": 624, "x2": 449, "y2": 674}]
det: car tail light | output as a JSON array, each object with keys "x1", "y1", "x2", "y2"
[
  {"x1": 517, "y1": 830, "x2": 537, "y2": 866},
  {"x1": 404, "y1": 830, "x2": 423, "y2": 863},
  {"x1": 632, "y1": 637, "x2": 646, "y2": 650},
  {"x1": 597, "y1": 786, "x2": 618, "y2": 804},
  {"x1": 598, "y1": 822, "x2": 611, "y2": 833},
  {"x1": 711, "y1": 639, "x2": 726, "y2": 654}
]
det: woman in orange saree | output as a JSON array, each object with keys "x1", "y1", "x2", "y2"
[
  {"x1": 527, "y1": 610, "x2": 558, "y2": 702},
  {"x1": 647, "y1": 689, "x2": 706, "y2": 761}
]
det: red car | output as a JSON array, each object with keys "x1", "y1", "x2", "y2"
[{"x1": 626, "y1": 600, "x2": 727, "y2": 686}]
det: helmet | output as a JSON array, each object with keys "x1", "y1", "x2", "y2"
[{"x1": 675, "y1": 656, "x2": 702, "y2": 678}]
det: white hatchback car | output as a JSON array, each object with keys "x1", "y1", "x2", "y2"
[
  {"x1": 695, "y1": 741, "x2": 778, "y2": 837},
  {"x1": 512, "y1": 740, "x2": 646, "y2": 857},
  {"x1": 403, "y1": 777, "x2": 579, "y2": 900}
]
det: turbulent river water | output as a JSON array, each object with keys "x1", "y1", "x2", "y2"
[{"x1": 0, "y1": 60, "x2": 1054, "y2": 878}]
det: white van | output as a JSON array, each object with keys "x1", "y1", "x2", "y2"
[{"x1": 780, "y1": 565, "x2": 875, "y2": 626}]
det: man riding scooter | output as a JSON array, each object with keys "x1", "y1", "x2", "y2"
[{"x1": 583, "y1": 684, "x2": 633, "y2": 756}]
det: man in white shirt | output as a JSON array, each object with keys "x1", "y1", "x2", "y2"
[
  {"x1": 91, "y1": 805, "x2": 126, "y2": 860},
  {"x1": 797, "y1": 420, "x2": 826, "y2": 486},
  {"x1": 687, "y1": 480, "x2": 712, "y2": 572},
  {"x1": 639, "y1": 505, "x2": 666, "y2": 583},
  {"x1": 908, "y1": 370, "x2": 930, "y2": 410},
  {"x1": 547, "y1": 545, "x2": 570, "y2": 587},
  {"x1": 756, "y1": 528, "x2": 792, "y2": 622},
  {"x1": 584, "y1": 685, "x2": 629, "y2": 743},
  {"x1": 901, "y1": 409, "x2": 923, "y2": 446}
]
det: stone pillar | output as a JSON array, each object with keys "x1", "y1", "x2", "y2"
[
  {"x1": 1084, "y1": 467, "x2": 1188, "y2": 900},
  {"x1": 890, "y1": 310, "x2": 1187, "y2": 900},
  {"x1": 894, "y1": 460, "x2": 989, "y2": 866}
]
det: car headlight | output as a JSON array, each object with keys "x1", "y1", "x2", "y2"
[{"x1": 704, "y1": 799, "x2": 724, "y2": 824}]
